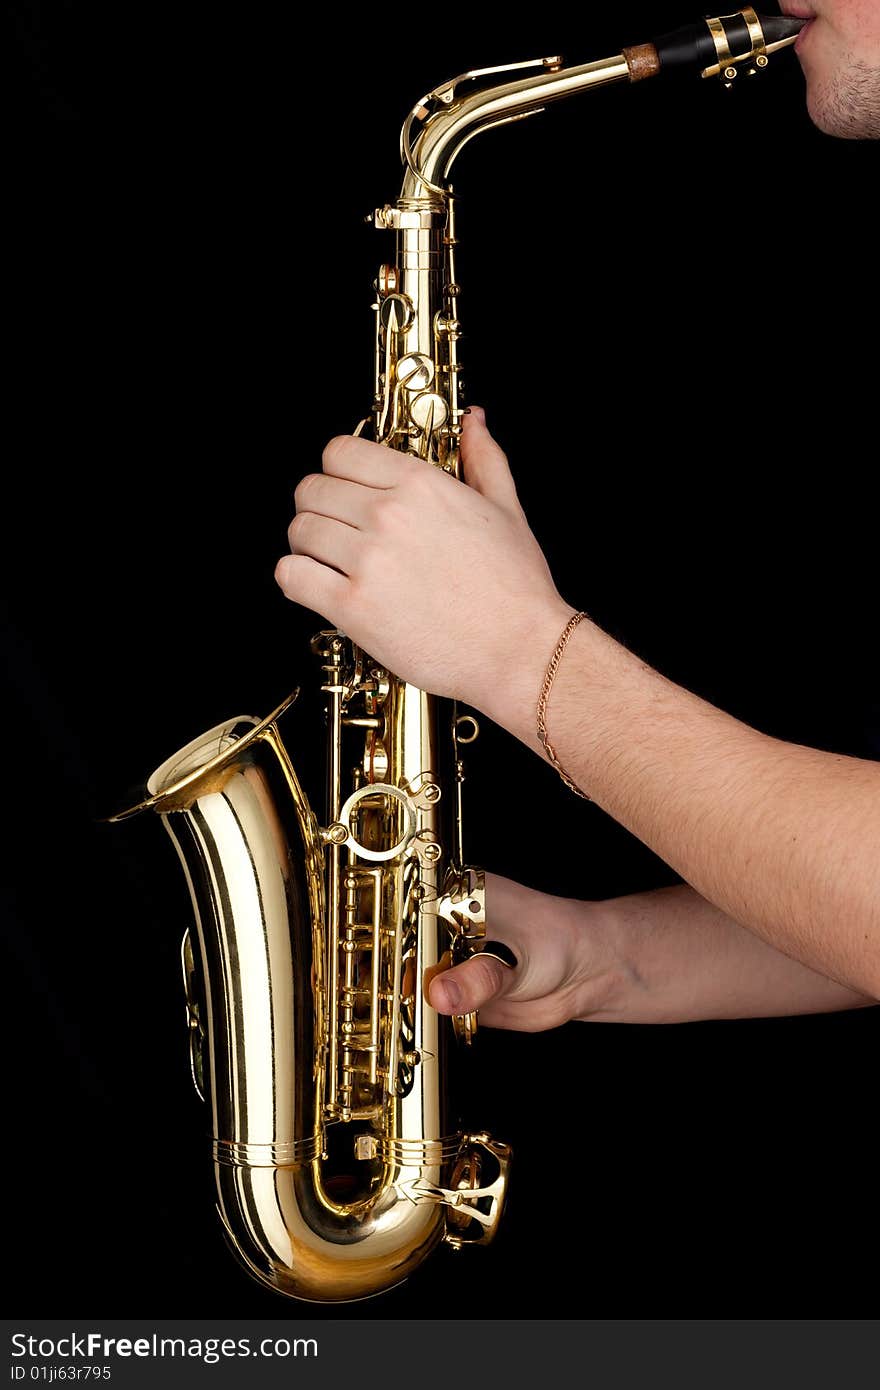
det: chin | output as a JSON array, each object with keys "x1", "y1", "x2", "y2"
[
  {"x1": 807, "y1": 92, "x2": 851, "y2": 136},
  {"x1": 807, "y1": 86, "x2": 880, "y2": 138}
]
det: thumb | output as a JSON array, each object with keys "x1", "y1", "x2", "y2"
[
  {"x1": 460, "y1": 407, "x2": 523, "y2": 516},
  {"x1": 429, "y1": 951, "x2": 511, "y2": 1016}
]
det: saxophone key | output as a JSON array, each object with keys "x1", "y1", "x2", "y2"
[
  {"x1": 395, "y1": 352, "x2": 435, "y2": 391},
  {"x1": 410, "y1": 391, "x2": 449, "y2": 433}
]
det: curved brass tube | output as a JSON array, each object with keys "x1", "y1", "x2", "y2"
[{"x1": 140, "y1": 700, "x2": 454, "y2": 1302}]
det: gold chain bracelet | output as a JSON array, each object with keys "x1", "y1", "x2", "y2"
[{"x1": 536, "y1": 610, "x2": 592, "y2": 801}]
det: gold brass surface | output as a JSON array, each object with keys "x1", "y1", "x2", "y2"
[{"x1": 119, "y1": 10, "x2": 800, "y2": 1302}]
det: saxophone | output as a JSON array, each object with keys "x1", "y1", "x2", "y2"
[{"x1": 114, "y1": 9, "x2": 804, "y2": 1302}]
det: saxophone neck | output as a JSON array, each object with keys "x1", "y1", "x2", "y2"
[
  {"x1": 400, "y1": 52, "x2": 630, "y2": 201},
  {"x1": 399, "y1": 8, "x2": 806, "y2": 199}
]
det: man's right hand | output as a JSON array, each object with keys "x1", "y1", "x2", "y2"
[
  {"x1": 432, "y1": 875, "x2": 875, "y2": 1030},
  {"x1": 427, "y1": 872, "x2": 623, "y2": 1031}
]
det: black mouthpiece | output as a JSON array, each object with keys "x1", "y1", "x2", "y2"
[
  {"x1": 760, "y1": 15, "x2": 810, "y2": 44},
  {"x1": 654, "y1": 10, "x2": 806, "y2": 76}
]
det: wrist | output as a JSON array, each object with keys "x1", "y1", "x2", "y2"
[
  {"x1": 564, "y1": 897, "x2": 639, "y2": 1023},
  {"x1": 472, "y1": 596, "x2": 578, "y2": 752}
]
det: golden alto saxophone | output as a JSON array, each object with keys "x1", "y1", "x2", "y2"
[{"x1": 114, "y1": 9, "x2": 804, "y2": 1302}]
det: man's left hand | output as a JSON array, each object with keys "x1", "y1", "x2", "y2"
[{"x1": 275, "y1": 408, "x2": 573, "y2": 718}]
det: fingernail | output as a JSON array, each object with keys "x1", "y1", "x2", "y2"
[{"x1": 434, "y1": 978, "x2": 461, "y2": 1012}]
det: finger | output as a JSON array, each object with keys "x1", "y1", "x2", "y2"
[
  {"x1": 429, "y1": 951, "x2": 511, "y2": 1015},
  {"x1": 274, "y1": 553, "x2": 349, "y2": 618},
  {"x1": 460, "y1": 407, "x2": 523, "y2": 516},
  {"x1": 294, "y1": 472, "x2": 378, "y2": 529},
  {"x1": 287, "y1": 513, "x2": 362, "y2": 575},
  {"x1": 322, "y1": 434, "x2": 413, "y2": 488}
]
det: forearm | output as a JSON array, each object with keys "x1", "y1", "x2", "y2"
[
  {"x1": 591, "y1": 884, "x2": 874, "y2": 1024},
  {"x1": 487, "y1": 614, "x2": 880, "y2": 998}
]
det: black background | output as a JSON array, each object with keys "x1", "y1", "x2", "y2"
[{"x1": 3, "y1": 2, "x2": 878, "y2": 1317}]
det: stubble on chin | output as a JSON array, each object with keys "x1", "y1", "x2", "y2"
[{"x1": 807, "y1": 57, "x2": 880, "y2": 138}]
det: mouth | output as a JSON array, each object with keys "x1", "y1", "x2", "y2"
[{"x1": 777, "y1": 3, "x2": 816, "y2": 53}]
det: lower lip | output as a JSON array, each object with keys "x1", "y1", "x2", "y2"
[{"x1": 795, "y1": 19, "x2": 815, "y2": 52}]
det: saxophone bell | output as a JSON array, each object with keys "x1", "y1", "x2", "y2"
[{"x1": 113, "y1": 687, "x2": 509, "y2": 1302}]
